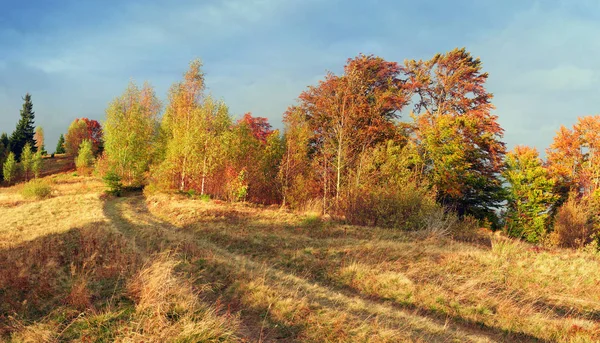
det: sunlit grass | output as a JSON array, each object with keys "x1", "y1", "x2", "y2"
[{"x1": 1, "y1": 174, "x2": 599, "y2": 342}]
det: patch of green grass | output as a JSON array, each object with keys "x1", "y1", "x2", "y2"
[{"x1": 300, "y1": 214, "x2": 323, "y2": 229}]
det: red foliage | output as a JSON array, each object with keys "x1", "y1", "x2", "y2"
[
  {"x1": 65, "y1": 118, "x2": 104, "y2": 155},
  {"x1": 547, "y1": 115, "x2": 600, "y2": 197},
  {"x1": 81, "y1": 118, "x2": 103, "y2": 151},
  {"x1": 238, "y1": 113, "x2": 273, "y2": 144}
]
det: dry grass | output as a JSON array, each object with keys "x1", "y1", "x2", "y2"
[
  {"x1": 0, "y1": 174, "x2": 239, "y2": 342},
  {"x1": 149, "y1": 194, "x2": 600, "y2": 342},
  {"x1": 2, "y1": 174, "x2": 600, "y2": 342},
  {"x1": 0, "y1": 174, "x2": 105, "y2": 248}
]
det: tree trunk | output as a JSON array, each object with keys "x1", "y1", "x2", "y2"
[
  {"x1": 201, "y1": 154, "x2": 207, "y2": 195},
  {"x1": 336, "y1": 134, "x2": 342, "y2": 204}
]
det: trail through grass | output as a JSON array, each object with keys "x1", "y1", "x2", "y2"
[{"x1": 2, "y1": 175, "x2": 600, "y2": 342}]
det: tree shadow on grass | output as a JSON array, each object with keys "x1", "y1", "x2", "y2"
[
  {"x1": 0, "y1": 221, "x2": 139, "y2": 336},
  {"x1": 178, "y1": 217, "x2": 553, "y2": 343}
]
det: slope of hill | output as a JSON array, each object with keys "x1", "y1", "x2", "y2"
[{"x1": 1, "y1": 174, "x2": 599, "y2": 342}]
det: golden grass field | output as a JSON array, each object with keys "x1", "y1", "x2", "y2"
[{"x1": 1, "y1": 172, "x2": 600, "y2": 342}]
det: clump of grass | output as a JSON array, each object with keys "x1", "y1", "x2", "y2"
[
  {"x1": 20, "y1": 179, "x2": 53, "y2": 199},
  {"x1": 300, "y1": 214, "x2": 323, "y2": 229},
  {"x1": 121, "y1": 254, "x2": 240, "y2": 342},
  {"x1": 9, "y1": 322, "x2": 57, "y2": 343}
]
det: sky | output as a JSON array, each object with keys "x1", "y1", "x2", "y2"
[{"x1": 1, "y1": 0, "x2": 599, "y2": 154}]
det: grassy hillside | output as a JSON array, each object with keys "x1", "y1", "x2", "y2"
[{"x1": 1, "y1": 174, "x2": 599, "y2": 342}]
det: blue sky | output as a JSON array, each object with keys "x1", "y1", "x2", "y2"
[{"x1": 1, "y1": 0, "x2": 599, "y2": 154}]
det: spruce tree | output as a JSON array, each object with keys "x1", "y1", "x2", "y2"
[
  {"x1": 56, "y1": 134, "x2": 66, "y2": 154},
  {"x1": 0, "y1": 136, "x2": 5, "y2": 181},
  {"x1": 0, "y1": 133, "x2": 9, "y2": 153},
  {"x1": 10, "y1": 93, "x2": 36, "y2": 160}
]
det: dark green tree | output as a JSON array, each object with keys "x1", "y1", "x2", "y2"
[
  {"x1": 0, "y1": 134, "x2": 6, "y2": 181},
  {"x1": 10, "y1": 93, "x2": 36, "y2": 160},
  {"x1": 0, "y1": 133, "x2": 9, "y2": 153},
  {"x1": 55, "y1": 134, "x2": 66, "y2": 154}
]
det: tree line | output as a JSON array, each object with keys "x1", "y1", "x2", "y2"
[{"x1": 2, "y1": 48, "x2": 598, "y2": 248}]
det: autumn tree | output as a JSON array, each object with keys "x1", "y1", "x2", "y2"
[
  {"x1": 21, "y1": 143, "x2": 34, "y2": 181},
  {"x1": 406, "y1": 48, "x2": 506, "y2": 223},
  {"x1": 76, "y1": 140, "x2": 94, "y2": 175},
  {"x1": 55, "y1": 134, "x2": 66, "y2": 154},
  {"x1": 3, "y1": 152, "x2": 17, "y2": 184},
  {"x1": 10, "y1": 93, "x2": 36, "y2": 160},
  {"x1": 280, "y1": 107, "x2": 315, "y2": 208},
  {"x1": 239, "y1": 113, "x2": 274, "y2": 143},
  {"x1": 285, "y1": 54, "x2": 410, "y2": 212},
  {"x1": 104, "y1": 82, "x2": 161, "y2": 186},
  {"x1": 226, "y1": 113, "x2": 283, "y2": 203},
  {"x1": 503, "y1": 146, "x2": 558, "y2": 242},
  {"x1": 32, "y1": 150, "x2": 43, "y2": 178},
  {"x1": 546, "y1": 116, "x2": 600, "y2": 242},
  {"x1": 65, "y1": 118, "x2": 103, "y2": 157},
  {"x1": 547, "y1": 116, "x2": 600, "y2": 202},
  {"x1": 154, "y1": 60, "x2": 232, "y2": 194},
  {"x1": 34, "y1": 127, "x2": 47, "y2": 155}
]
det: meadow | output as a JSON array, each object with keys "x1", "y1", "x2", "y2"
[{"x1": 1, "y1": 171, "x2": 599, "y2": 343}]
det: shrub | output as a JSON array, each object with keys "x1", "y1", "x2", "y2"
[
  {"x1": 226, "y1": 169, "x2": 248, "y2": 202},
  {"x1": 343, "y1": 180, "x2": 446, "y2": 231},
  {"x1": 550, "y1": 197, "x2": 594, "y2": 248},
  {"x1": 21, "y1": 179, "x2": 52, "y2": 199}
]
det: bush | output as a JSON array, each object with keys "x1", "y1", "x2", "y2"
[
  {"x1": 21, "y1": 179, "x2": 52, "y2": 199},
  {"x1": 343, "y1": 180, "x2": 447, "y2": 231},
  {"x1": 550, "y1": 197, "x2": 595, "y2": 248}
]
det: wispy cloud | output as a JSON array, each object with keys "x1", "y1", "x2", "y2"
[{"x1": 1, "y1": 0, "x2": 600, "y2": 153}]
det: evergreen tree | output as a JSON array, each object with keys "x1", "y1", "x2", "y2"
[
  {"x1": 55, "y1": 134, "x2": 66, "y2": 154},
  {"x1": 0, "y1": 133, "x2": 9, "y2": 153},
  {"x1": 0, "y1": 136, "x2": 5, "y2": 181},
  {"x1": 10, "y1": 93, "x2": 36, "y2": 160}
]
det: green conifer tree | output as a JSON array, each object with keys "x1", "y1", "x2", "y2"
[
  {"x1": 10, "y1": 93, "x2": 36, "y2": 160},
  {"x1": 55, "y1": 134, "x2": 66, "y2": 154}
]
